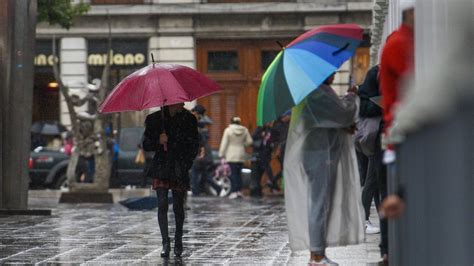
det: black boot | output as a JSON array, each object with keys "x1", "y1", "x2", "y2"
[
  {"x1": 157, "y1": 189, "x2": 171, "y2": 258},
  {"x1": 172, "y1": 190, "x2": 186, "y2": 257},
  {"x1": 174, "y1": 236, "x2": 183, "y2": 257},
  {"x1": 160, "y1": 237, "x2": 171, "y2": 257}
]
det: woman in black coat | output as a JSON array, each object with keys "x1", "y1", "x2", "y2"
[{"x1": 143, "y1": 103, "x2": 199, "y2": 257}]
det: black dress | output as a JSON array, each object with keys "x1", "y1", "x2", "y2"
[{"x1": 143, "y1": 108, "x2": 199, "y2": 191}]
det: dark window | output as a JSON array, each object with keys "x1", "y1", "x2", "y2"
[
  {"x1": 207, "y1": 51, "x2": 239, "y2": 72},
  {"x1": 261, "y1": 50, "x2": 279, "y2": 71}
]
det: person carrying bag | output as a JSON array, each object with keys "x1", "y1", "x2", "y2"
[{"x1": 354, "y1": 65, "x2": 389, "y2": 256}]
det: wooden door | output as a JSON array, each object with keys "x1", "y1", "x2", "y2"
[
  {"x1": 197, "y1": 39, "x2": 290, "y2": 149},
  {"x1": 352, "y1": 47, "x2": 370, "y2": 85}
]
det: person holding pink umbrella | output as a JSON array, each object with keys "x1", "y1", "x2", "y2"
[
  {"x1": 99, "y1": 62, "x2": 222, "y2": 258},
  {"x1": 142, "y1": 103, "x2": 199, "y2": 258}
]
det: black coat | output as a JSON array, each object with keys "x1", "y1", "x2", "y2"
[
  {"x1": 143, "y1": 108, "x2": 199, "y2": 182},
  {"x1": 251, "y1": 126, "x2": 274, "y2": 162},
  {"x1": 359, "y1": 65, "x2": 383, "y2": 118}
]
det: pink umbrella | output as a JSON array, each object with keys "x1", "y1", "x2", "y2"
[{"x1": 98, "y1": 63, "x2": 222, "y2": 113}]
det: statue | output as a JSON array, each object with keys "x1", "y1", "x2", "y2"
[{"x1": 69, "y1": 79, "x2": 103, "y2": 183}]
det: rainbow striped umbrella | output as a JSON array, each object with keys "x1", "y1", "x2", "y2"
[{"x1": 256, "y1": 24, "x2": 363, "y2": 125}]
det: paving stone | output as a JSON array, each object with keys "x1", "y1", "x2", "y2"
[{"x1": 0, "y1": 193, "x2": 382, "y2": 265}]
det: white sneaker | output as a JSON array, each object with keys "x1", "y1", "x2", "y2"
[
  {"x1": 236, "y1": 191, "x2": 243, "y2": 198},
  {"x1": 219, "y1": 189, "x2": 228, "y2": 197},
  {"x1": 228, "y1": 192, "x2": 238, "y2": 199},
  {"x1": 365, "y1": 220, "x2": 380, "y2": 234}
]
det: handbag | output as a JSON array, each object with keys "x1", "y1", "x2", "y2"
[
  {"x1": 354, "y1": 116, "x2": 382, "y2": 156},
  {"x1": 214, "y1": 158, "x2": 231, "y2": 178},
  {"x1": 135, "y1": 149, "x2": 146, "y2": 165}
]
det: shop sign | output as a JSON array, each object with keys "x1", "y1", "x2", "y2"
[
  {"x1": 34, "y1": 54, "x2": 58, "y2": 66},
  {"x1": 87, "y1": 50, "x2": 145, "y2": 66},
  {"x1": 35, "y1": 39, "x2": 59, "y2": 67},
  {"x1": 87, "y1": 39, "x2": 147, "y2": 67}
]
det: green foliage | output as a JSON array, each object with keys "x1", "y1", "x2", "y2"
[{"x1": 37, "y1": 0, "x2": 90, "y2": 29}]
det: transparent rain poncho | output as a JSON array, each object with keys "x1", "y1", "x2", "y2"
[{"x1": 284, "y1": 84, "x2": 365, "y2": 252}]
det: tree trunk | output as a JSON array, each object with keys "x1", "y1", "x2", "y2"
[
  {"x1": 93, "y1": 119, "x2": 111, "y2": 191},
  {"x1": 53, "y1": 19, "x2": 113, "y2": 194}
]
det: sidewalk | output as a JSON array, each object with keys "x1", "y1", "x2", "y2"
[{"x1": 0, "y1": 190, "x2": 382, "y2": 265}]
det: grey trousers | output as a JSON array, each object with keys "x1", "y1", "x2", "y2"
[{"x1": 307, "y1": 154, "x2": 340, "y2": 253}]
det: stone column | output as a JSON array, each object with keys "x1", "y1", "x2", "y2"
[
  {"x1": 370, "y1": 0, "x2": 388, "y2": 66},
  {"x1": 59, "y1": 37, "x2": 88, "y2": 128},
  {"x1": 149, "y1": 35, "x2": 195, "y2": 68},
  {"x1": 0, "y1": 0, "x2": 36, "y2": 210}
]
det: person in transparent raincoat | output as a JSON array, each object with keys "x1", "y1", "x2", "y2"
[{"x1": 284, "y1": 74, "x2": 365, "y2": 265}]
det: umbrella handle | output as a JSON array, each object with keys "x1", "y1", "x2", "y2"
[{"x1": 160, "y1": 105, "x2": 168, "y2": 152}]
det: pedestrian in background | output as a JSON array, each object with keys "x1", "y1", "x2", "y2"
[
  {"x1": 63, "y1": 132, "x2": 74, "y2": 156},
  {"x1": 219, "y1": 116, "x2": 253, "y2": 199},
  {"x1": 190, "y1": 105, "x2": 221, "y2": 196},
  {"x1": 250, "y1": 123, "x2": 275, "y2": 197},
  {"x1": 143, "y1": 103, "x2": 199, "y2": 258},
  {"x1": 355, "y1": 65, "x2": 384, "y2": 236},
  {"x1": 271, "y1": 112, "x2": 290, "y2": 189}
]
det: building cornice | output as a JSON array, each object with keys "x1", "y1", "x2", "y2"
[
  {"x1": 36, "y1": 2, "x2": 372, "y2": 38},
  {"x1": 84, "y1": 2, "x2": 372, "y2": 16}
]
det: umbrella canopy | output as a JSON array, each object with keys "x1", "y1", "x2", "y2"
[
  {"x1": 31, "y1": 121, "x2": 68, "y2": 135},
  {"x1": 99, "y1": 63, "x2": 222, "y2": 113},
  {"x1": 256, "y1": 24, "x2": 363, "y2": 125}
]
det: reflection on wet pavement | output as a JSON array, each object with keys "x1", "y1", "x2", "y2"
[{"x1": 0, "y1": 194, "x2": 381, "y2": 265}]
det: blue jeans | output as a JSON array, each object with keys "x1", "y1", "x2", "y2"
[{"x1": 228, "y1": 162, "x2": 243, "y2": 193}]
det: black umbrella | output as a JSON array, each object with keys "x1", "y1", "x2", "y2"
[
  {"x1": 119, "y1": 191, "x2": 172, "y2": 210},
  {"x1": 31, "y1": 121, "x2": 68, "y2": 135},
  {"x1": 197, "y1": 115, "x2": 213, "y2": 127},
  {"x1": 119, "y1": 196, "x2": 158, "y2": 210}
]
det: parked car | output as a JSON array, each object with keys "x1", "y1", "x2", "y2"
[
  {"x1": 29, "y1": 146, "x2": 70, "y2": 189},
  {"x1": 28, "y1": 127, "x2": 251, "y2": 193},
  {"x1": 111, "y1": 127, "x2": 152, "y2": 188},
  {"x1": 28, "y1": 127, "x2": 149, "y2": 189}
]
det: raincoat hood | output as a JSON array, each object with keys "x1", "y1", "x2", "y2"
[
  {"x1": 228, "y1": 124, "x2": 247, "y2": 136},
  {"x1": 218, "y1": 124, "x2": 253, "y2": 163}
]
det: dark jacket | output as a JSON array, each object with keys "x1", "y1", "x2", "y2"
[
  {"x1": 359, "y1": 65, "x2": 383, "y2": 118},
  {"x1": 272, "y1": 118, "x2": 289, "y2": 147},
  {"x1": 252, "y1": 126, "x2": 274, "y2": 162},
  {"x1": 143, "y1": 108, "x2": 199, "y2": 181}
]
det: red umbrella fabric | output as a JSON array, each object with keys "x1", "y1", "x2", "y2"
[{"x1": 98, "y1": 63, "x2": 221, "y2": 113}]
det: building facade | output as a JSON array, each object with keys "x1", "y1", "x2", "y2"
[{"x1": 35, "y1": 0, "x2": 373, "y2": 148}]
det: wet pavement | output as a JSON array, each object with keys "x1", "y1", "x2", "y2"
[{"x1": 0, "y1": 190, "x2": 382, "y2": 265}]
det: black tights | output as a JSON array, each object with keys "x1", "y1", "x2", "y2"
[{"x1": 156, "y1": 188, "x2": 186, "y2": 242}]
